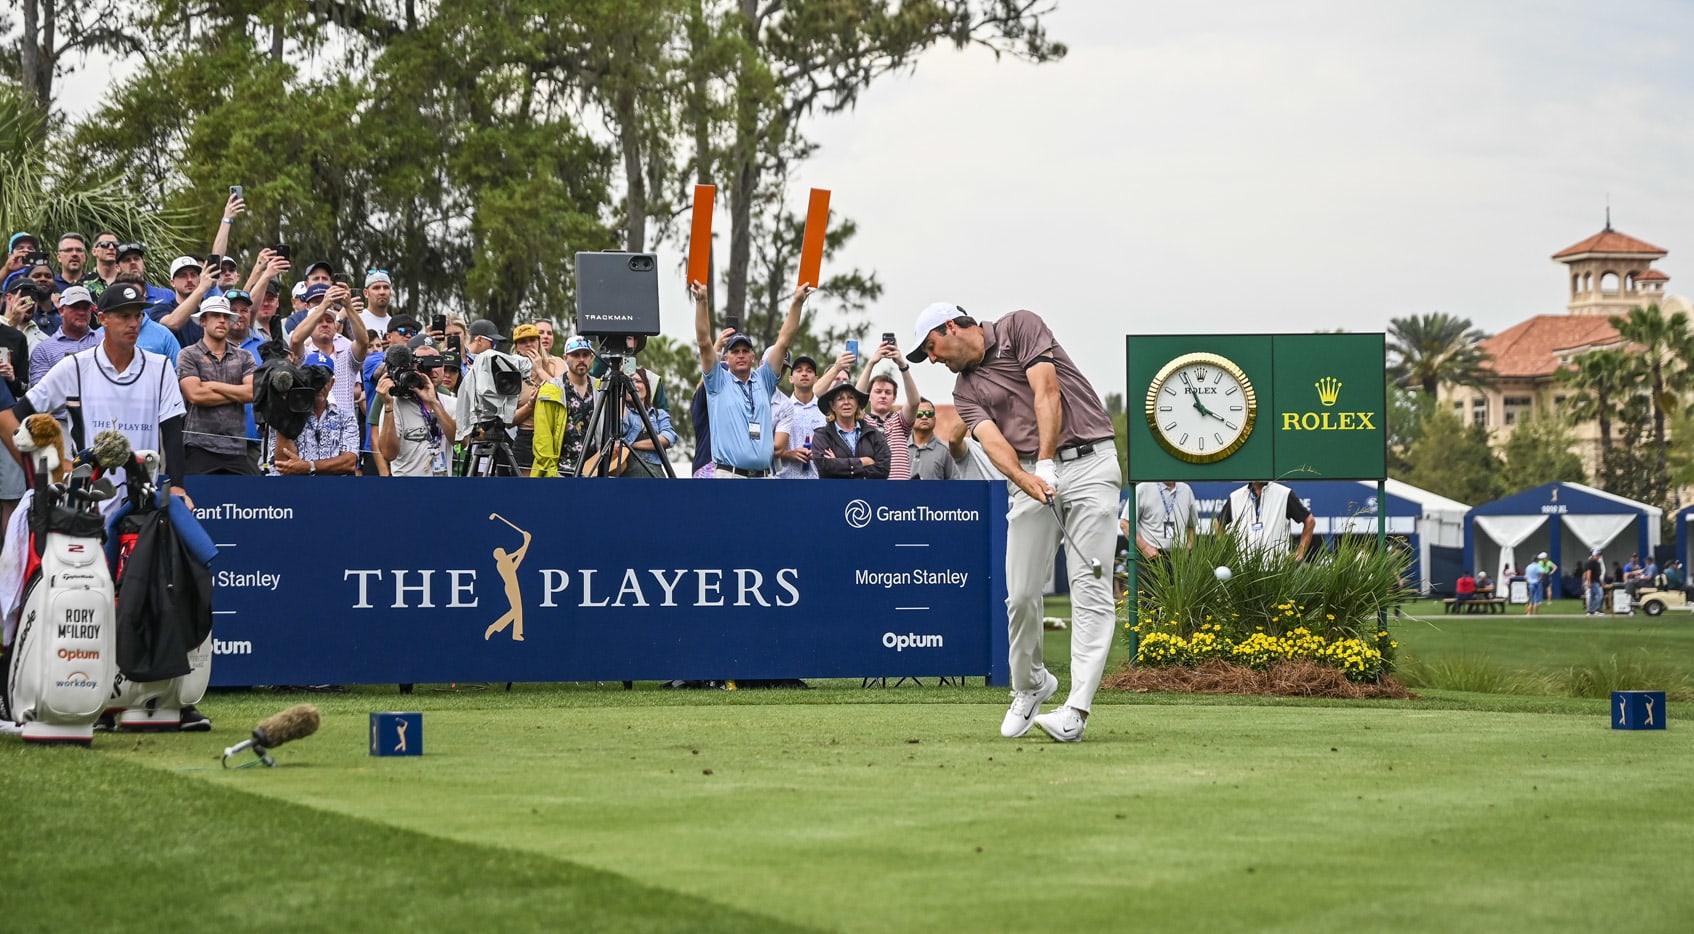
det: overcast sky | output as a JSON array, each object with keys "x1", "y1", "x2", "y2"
[
  {"x1": 701, "y1": 0, "x2": 1694, "y2": 404},
  {"x1": 58, "y1": 1, "x2": 1694, "y2": 405}
]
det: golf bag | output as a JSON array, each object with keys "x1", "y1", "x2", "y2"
[
  {"x1": 103, "y1": 451, "x2": 218, "y2": 731},
  {"x1": 2, "y1": 420, "x2": 119, "y2": 745}
]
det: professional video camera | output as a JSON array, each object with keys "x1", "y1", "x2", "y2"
[{"x1": 383, "y1": 344, "x2": 426, "y2": 400}]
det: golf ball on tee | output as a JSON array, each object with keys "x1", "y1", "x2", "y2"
[{"x1": 1214, "y1": 566, "x2": 1233, "y2": 581}]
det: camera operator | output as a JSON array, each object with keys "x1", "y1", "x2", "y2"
[
  {"x1": 452, "y1": 319, "x2": 531, "y2": 469},
  {"x1": 374, "y1": 343, "x2": 457, "y2": 477},
  {"x1": 268, "y1": 351, "x2": 358, "y2": 476}
]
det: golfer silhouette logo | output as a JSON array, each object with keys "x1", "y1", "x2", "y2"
[
  {"x1": 1644, "y1": 696, "x2": 1656, "y2": 726},
  {"x1": 394, "y1": 717, "x2": 410, "y2": 752},
  {"x1": 485, "y1": 513, "x2": 533, "y2": 642}
]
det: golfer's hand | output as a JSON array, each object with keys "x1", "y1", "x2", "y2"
[
  {"x1": 1015, "y1": 468, "x2": 1053, "y2": 504},
  {"x1": 1032, "y1": 458, "x2": 1059, "y2": 495}
]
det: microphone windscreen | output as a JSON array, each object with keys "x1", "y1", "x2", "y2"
[
  {"x1": 91, "y1": 429, "x2": 133, "y2": 470},
  {"x1": 251, "y1": 704, "x2": 321, "y2": 748}
]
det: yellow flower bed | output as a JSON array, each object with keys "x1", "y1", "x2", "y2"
[{"x1": 1131, "y1": 624, "x2": 1389, "y2": 683}]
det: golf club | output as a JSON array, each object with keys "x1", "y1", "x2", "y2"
[{"x1": 1045, "y1": 495, "x2": 1103, "y2": 578}]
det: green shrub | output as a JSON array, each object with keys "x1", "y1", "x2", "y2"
[{"x1": 1558, "y1": 653, "x2": 1694, "y2": 701}]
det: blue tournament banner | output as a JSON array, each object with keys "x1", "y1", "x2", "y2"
[{"x1": 184, "y1": 477, "x2": 1009, "y2": 686}]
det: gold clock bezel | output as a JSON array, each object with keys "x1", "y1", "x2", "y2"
[{"x1": 1144, "y1": 352, "x2": 1257, "y2": 464}]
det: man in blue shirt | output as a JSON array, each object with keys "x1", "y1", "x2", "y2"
[{"x1": 691, "y1": 280, "x2": 809, "y2": 477}]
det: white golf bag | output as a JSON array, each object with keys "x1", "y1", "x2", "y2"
[
  {"x1": 2, "y1": 420, "x2": 118, "y2": 745},
  {"x1": 103, "y1": 449, "x2": 215, "y2": 731},
  {"x1": 107, "y1": 635, "x2": 212, "y2": 731}
]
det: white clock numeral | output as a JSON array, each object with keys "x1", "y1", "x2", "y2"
[
  {"x1": 1178, "y1": 433, "x2": 1189, "y2": 445},
  {"x1": 1230, "y1": 405, "x2": 1242, "y2": 411},
  {"x1": 1225, "y1": 386, "x2": 1238, "y2": 395},
  {"x1": 1179, "y1": 371, "x2": 1192, "y2": 385},
  {"x1": 1158, "y1": 405, "x2": 1172, "y2": 412},
  {"x1": 1213, "y1": 433, "x2": 1224, "y2": 445},
  {"x1": 1164, "y1": 421, "x2": 1177, "y2": 432},
  {"x1": 1197, "y1": 437, "x2": 1206, "y2": 451},
  {"x1": 1223, "y1": 421, "x2": 1238, "y2": 431},
  {"x1": 1164, "y1": 387, "x2": 1176, "y2": 397}
]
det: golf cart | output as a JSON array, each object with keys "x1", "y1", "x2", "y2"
[{"x1": 1635, "y1": 585, "x2": 1692, "y2": 617}]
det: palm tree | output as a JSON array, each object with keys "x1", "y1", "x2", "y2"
[
  {"x1": 1386, "y1": 312, "x2": 1493, "y2": 395},
  {"x1": 1559, "y1": 347, "x2": 1638, "y2": 487},
  {"x1": 1610, "y1": 304, "x2": 1694, "y2": 494},
  {"x1": 0, "y1": 87, "x2": 191, "y2": 257}
]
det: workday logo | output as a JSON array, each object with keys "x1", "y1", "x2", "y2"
[{"x1": 844, "y1": 499, "x2": 873, "y2": 529}]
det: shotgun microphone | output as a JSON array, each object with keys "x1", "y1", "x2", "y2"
[{"x1": 220, "y1": 704, "x2": 321, "y2": 768}]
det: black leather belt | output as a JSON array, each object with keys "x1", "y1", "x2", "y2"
[
  {"x1": 715, "y1": 462, "x2": 770, "y2": 478},
  {"x1": 1056, "y1": 438, "x2": 1112, "y2": 462}
]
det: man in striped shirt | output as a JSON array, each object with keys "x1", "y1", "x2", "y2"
[{"x1": 856, "y1": 340, "x2": 921, "y2": 480}]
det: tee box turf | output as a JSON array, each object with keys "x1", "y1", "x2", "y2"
[
  {"x1": 1611, "y1": 691, "x2": 1666, "y2": 731},
  {"x1": 370, "y1": 712, "x2": 424, "y2": 755}
]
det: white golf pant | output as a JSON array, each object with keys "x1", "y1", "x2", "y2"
[{"x1": 1004, "y1": 446, "x2": 1120, "y2": 713}]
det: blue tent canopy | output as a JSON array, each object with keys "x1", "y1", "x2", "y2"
[{"x1": 1465, "y1": 482, "x2": 1659, "y2": 587}]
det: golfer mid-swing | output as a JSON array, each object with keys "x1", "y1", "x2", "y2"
[{"x1": 908, "y1": 303, "x2": 1118, "y2": 743}]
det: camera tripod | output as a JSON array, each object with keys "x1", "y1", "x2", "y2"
[
  {"x1": 572, "y1": 351, "x2": 675, "y2": 478},
  {"x1": 464, "y1": 419, "x2": 521, "y2": 477}
]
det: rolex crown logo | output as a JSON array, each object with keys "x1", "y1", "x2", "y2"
[{"x1": 1315, "y1": 377, "x2": 1342, "y2": 407}]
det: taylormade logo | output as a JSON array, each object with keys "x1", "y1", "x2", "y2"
[{"x1": 845, "y1": 500, "x2": 980, "y2": 529}]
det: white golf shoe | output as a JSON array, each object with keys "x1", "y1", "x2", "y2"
[
  {"x1": 1034, "y1": 705, "x2": 1087, "y2": 743},
  {"x1": 1001, "y1": 670, "x2": 1058, "y2": 738}
]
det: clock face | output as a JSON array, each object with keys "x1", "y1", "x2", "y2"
[{"x1": 1145, "y1": 352, "x2": 1257, "y2": 463}]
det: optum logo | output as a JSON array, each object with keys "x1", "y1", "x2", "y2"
[{"x1": 882, "y1": 632, "x2": 944, "y2": 651}]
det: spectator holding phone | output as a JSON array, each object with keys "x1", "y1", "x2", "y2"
[
  {"x1": 811, "y1": 382, "x2": 890, "y2": 479},
  {"x1": 153, "y1": 255, "x2": 212, "y2": 346},
  {"x1": 855, "y1": 335, "x2": 921, "y2": 480},
  {"x1": 3, "y1": 232, "x2": 38, "y2": 280},
  {"x1": 287, "y1": 281, "x2": 371, "y2": 417}
]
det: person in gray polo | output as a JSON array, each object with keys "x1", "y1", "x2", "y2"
[{"x1": 908, "y1": 302, "x2": 1118, "y2": 743}]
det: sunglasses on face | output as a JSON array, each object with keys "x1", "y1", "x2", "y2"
[
  {"x1": 394, "y1": 327, "x2": 416, "y2": 336},
  {"x1": 94, "y1": 241, "x2": 118, "y2": 250},
  {"x1": 916, "y1": 410, "x2": 935, "y2": 418}
]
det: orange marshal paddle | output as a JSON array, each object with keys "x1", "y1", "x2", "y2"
[
  {"x1": 687, "y1": 184, "x2": 716, "y2": 286},
  {"x1": 796, "y1": 188, "x2": 830, "y2": 288}
]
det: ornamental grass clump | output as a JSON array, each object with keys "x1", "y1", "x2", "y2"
[{"x1": 1128, "y1": 527, "x2": 1411, "y2": 682}]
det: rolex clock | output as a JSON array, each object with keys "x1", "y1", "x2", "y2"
[{"x1": 1145, "y1": 352, "x2": 1257, "y2": 463}]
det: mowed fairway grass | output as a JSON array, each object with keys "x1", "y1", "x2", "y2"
[{"x1": 3, "y1": 612, "x2": 1692, "y2": 932}]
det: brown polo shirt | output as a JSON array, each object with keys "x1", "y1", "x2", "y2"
[
  {"x1": 178, "y1": 339, "x2": 256, "y2": 456},
  {"x1": 952, "y1": 311, "x2": 1114, "y2": 459}
]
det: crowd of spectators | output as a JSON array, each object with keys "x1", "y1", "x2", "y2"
[{"x1": 1, "y1": 197, "x2": 1002, "y2": 485}]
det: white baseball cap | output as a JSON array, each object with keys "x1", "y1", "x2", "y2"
[
  {"x1": 364, "y1": 270, "x2": 392, "y2": 287},
  {"x1": 291, "y1": 280, "x2": 308, "y2": 300},
  {"x1": 169, "y1": 255, "x2": 202, "y2": 278},
  {"x1": 59, "y1": 285, "x2": 94, "y2": 306},
  {"x1": 907, "y1": 302, "x2": 965, "y2": 363},
  {"x1": 1537, "y1": 552, "x2": 1548, "y2": 559},
  {"x1": 192, "y1": 295, "x2": 236, "y2": 320}
]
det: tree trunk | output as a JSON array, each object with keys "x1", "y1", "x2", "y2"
[
  {"x1": 723, "y1": 0, "x2": 761, "y2": 324},
  {"x1": 20, "y1": 0, "x2": 48, "y2": 120},
  {"x1": 616, "y1": 85, "x2": 646, "y2": 252},
  {"x1": 271, "y1": 20, "x2": 285, "y2": 61}
]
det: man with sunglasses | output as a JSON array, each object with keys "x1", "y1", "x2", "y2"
[
  {"x1": 908, "y1": 303, "x2": 1118, "y2": 744},
  {"x1": 88, "y1": 231, "x2": 122, "y2": 293},
  {"x1": 905, "y1": 397, "x2": 959, "y2": 480}
]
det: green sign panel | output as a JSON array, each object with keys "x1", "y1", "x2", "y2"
[{"x1": 1125, "y1": 333, "x2": 1386, "y2": 482}]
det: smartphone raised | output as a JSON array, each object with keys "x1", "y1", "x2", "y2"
[
  {"x1": 881, "y1": 332, "x2": 896, "y2": 345},
  {"x1": 845, "y1": 339, "x2": 859, "y2": 357},
  {"x1": 431, "y1": 314, "x2": 447, "y2": 333},
  {"x1": 332, "y1": 273, "x2": 352, "y2": 288},
  {"x1": 230, "y1": 185, "x2": 244, "y2": 199},
  {"x1": 447, "y1": 334, "x2": 462, "y2": 355},
  {"x1": 273, "y1": 243, "x2": 290, "y2": 261}
]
